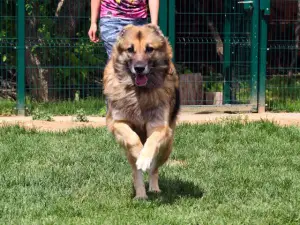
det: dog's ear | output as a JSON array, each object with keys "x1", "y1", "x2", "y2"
[
  {"x1": 146, "y1": 24, "x2": 165, "y2": 38},
  {"x1": 114, "y1": 24, "x2": 134, "y2": 55},
  {"x1": 146, "y1": 24, "x2": 173, "y2": 60},
  {"x1": 119, "y1": 24, "x2": 134, "y2": 38},
  {"x1": 116, "y1": 24, "x2": 134, "y2": 45},
  {"x1": 165, "y1": 38, "x2": 173, "y2": 60}
]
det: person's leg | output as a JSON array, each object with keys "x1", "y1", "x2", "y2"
[
  {"x1": 133, "y1": 18, "x2": 148, "y2": 26},
  {"x1": 99, "y1": 17, "x2": 121, "y2": 58},
  {"x1": 99, "y1": 17, "x2": 122, "y2": 111}
]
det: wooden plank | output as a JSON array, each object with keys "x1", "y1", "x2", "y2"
[
  {"x1": 180, "y1": 104, "x2": 257, "y2": 113},
  {"x1": 179, "y1": 73, "x2": 203, "y2": 105}
]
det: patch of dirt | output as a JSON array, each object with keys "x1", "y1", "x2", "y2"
[
  {"x1": 1, "y1": 112, "x2": 300, "y2": 132},
  {"x1": 0, "y1": 116, "x2": 106, "y2": 132},
  {"x1": 177, "y1": 112, "x2": 300, "y2": 127}
]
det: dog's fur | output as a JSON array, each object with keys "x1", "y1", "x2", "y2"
[{"x1": 103, "y1": 24, "x2": 180, "y2": 199}]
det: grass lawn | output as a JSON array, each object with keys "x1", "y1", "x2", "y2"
[
  {"x1": 267, "y1": 99, "x2": 300, "y2": 112},
  {"x1": 0, "y1": 98, "x2": 106, "y2": 116},
  {"x1": 27, "y1": 98, "x2": 106, "y2": 116},
  {"x1": 0, "y1": 120, "x2": 300, "y2": 224}
]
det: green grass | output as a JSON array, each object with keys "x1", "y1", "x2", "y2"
[
  {"x1": 0, "y1": 98, "x2": 106, "y2": 116},
  {"x1": 266, "y1": 76, "x2": 300, "y2": 112},
  {"x1": 27, "y1": 97, "x2": 106, "y2": 116},
  {"x1": 267, "y1": 99, "x2": 300, "y2": 112},
  {"x1": 1, "y1": 120, "x2": 300, "y2": 224}
]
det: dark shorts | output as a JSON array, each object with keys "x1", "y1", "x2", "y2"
[{"x1": 99, "y1": 17, "x2": 148, "y2": 58}]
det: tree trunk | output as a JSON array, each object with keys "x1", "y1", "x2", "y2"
[
  {"x1": 25, "y1": 51, "x2": 49, "y2": 101},
  {"x1": 55, "y1": 0, "x2": 88, "y2": 38},
  {"x1": 25, "y1": 8, "x2": 50, "y2": 102},
  {"x1": 197, "y1": 0, "x2": 224, "y2": 61}
]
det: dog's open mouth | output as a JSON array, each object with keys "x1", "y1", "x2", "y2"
[{"x1": 135, "y1": 74, "x2": 148, "y2": 87}]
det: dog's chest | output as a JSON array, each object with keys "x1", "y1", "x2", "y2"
[
  {"x1": 111, "y1": 94, "x2": 166, "y2": 125},
  {"x1": 112, "y1": 103, "x2": 164, "y2": 124}
]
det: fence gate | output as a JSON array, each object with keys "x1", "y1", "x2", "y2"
[
  {"x1": 1, "y1": 0, "x2": 273, "y2": 115},
  {"x1": 164, "y1": 0, "x2": 269, "y2": 112}
]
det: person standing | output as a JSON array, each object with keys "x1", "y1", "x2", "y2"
[{"x1": 88, "y1": 0, "x2": 160, "y2": 57}]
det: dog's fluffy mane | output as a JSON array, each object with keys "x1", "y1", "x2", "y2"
[{"x1": 103, "y1": 24, "x2": 179, "y2": 127}]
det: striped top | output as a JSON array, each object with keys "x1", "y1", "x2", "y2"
[{"x1": 100, "y1": 0, "x2": 148, "y2": 19}]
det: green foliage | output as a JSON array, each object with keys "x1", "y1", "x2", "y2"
[
  {"x1": 0, "y1": 99, "x2": 15, "y2": 116},
  {"x1": 266, "y1": 75, "x2": 300, "y2": 112},
  {"x1": 32, "y1": 108, "x2": 54, "y2": 121},
  {"x1": 175, "y1": 64, "x2": 193, "y2": 74},
  {"x1": 75, "y1": 108, "x2": 89, "y2": 122},
  {"x1": 203, "y1": 82, "x2": 223, "y2": 92},
  {"x1": 74, "y1": 91, "x2": 80, "y2": 102},
  {"x1": 0, "y1": 0, "x2": 17, "y2": 67},
  {"x1": 99, "y1": 106, "x2": 107, "y2": 117}
]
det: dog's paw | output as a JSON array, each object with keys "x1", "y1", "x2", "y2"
[
  {"x1": 149, "y1": 187, "x2": 161, "y2": 193},
  {"x1": 133, "y1": 194, "x2": 148, "y2": 200},
  {"x1": 136, "y1": 155, "x2": 152, "y2": 172}
]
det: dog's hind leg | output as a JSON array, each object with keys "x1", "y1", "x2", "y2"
[
  {"x1": 149, "y1": 165, "x2": 161, "y2": 193},
  {"x1": 111, "y1": 121, "x2": 147, "y2": 199}
]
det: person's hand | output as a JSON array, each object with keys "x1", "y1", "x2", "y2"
[{"x1": 88, "y1": 23, "x2": 100, "y2": 43}]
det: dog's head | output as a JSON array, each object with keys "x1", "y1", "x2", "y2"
[{"x1": 112, "y1": 24, "x2": 173, "y2": 88}]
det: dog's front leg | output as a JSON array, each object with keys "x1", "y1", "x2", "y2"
[
  {"x1": 111, "y1": 121, "x2": 147, "y2": 199},
  {"x1": 136, "y1": 123, "x2": 172, "y2": 172},
  {"x1": 112, "y1": 121, "x2": 143, "y2": 159}
]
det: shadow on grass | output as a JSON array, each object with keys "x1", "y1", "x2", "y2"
[{"x1": 132, "y1": 177, "x2": 204, "y2": 204}]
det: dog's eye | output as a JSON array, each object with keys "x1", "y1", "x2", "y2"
[
  {"x1": 145, "y1": 46, "x2": 154, "y2": 53},
  {"x1": 127, "y1": 46, "x2": 134, "y2": 53}
]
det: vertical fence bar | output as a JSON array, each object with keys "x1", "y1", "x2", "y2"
[
  {"x1": 16, "y1": 0, "x2": 25, "y2": 115},
  {"x1": 223, "y1": 0, "x2": 232, "y2": 104},
  {"x1": 158, "y1": 0, "x2": 168, "y2": 36},
  {"x1": 258, "y1": 0, "x2": 270, "y2": 113},
  {"x1": 168, "y1": 0, "x2": 175, "y2": 61},
  {"x1": 250, "y1": 0, "x2": 259, "y2": 109}
]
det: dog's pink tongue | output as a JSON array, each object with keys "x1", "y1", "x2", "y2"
[{"x1": 135, "y1": 74, "x2": 148, "y2": 86}]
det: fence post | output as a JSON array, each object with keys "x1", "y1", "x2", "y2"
[
  {"x1": 158, "y1": 0, "x2": 168, "y2": 36},
  {"x1": 223, "y1": 0, "x2": 232, "y2": 104},
  {"x1": 258, "y1": 0, "x2": 270, "y2": 113},
  {"x1": 16, "y1": 0, "x2": 26, "y2": 115},
  {"x1": 168, "y1": 0, "x2": 175, "y2": 61},
  {"x1": 250, "y1": 0, "x2": 260, "y2": 110}
]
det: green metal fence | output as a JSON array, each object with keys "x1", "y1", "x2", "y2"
[
  {"x1": 0, "y1": 0, "x2": 17, "y2": 105},
  {"x1": 0, "y1": 0, "x2": 299, "y2": 115},
  {"x1": 173, "y1": 0, "x2": 267, "y2": 112},
  {"x1": 1, "y1": 0, "x2": 107, "y2": 115},
  {"x1": 173, "y1": 0, "x2": 300, "y2": 112},
  {"x1": 266, "y1": 0, "x2": 300, "y2": 111},
  {"x1": 24, "y1": 1, "x2": 107, "y2": 110}
]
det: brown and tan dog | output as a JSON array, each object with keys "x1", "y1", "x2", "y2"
[{"x1": 103, "y1": 24, "x2": 180, "y2": 199}]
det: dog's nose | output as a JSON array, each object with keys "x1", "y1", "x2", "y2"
[{"x1": 134, "y1": 66, "x2": 145, "y2": 74}]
